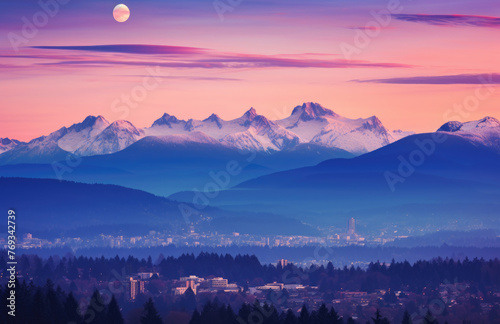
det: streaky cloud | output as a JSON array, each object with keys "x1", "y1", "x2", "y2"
[
  {"x1": 393, "y1": 14, "x2": 500, "y2": 28},
  {"x1": 19, "y1": 44, "x2": 412, "y2": 70},
  {"x1": 353, "y1": 73, "x2": 500, "y2": 84},
  {"x1": 31, "y1": 44, "x2": 208, "y2": 55},
  {"x1": 35, "y1": 58, "x2": 410, "y2": 69}
]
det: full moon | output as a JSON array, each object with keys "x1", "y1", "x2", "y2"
[{"x1": 113, "y1": 4, "x2": 130, "y2": 23}]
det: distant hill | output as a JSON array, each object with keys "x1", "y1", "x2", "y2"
[
  {"x1": 0, "y1": 137, "x2": 353, "y2": 196},
  {"x1": 0, "y1": 177, "x2": 316, "y2": 238}
]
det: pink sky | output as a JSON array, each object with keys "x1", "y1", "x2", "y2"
[{"x1": 0, "y1": 0, "x2": 499, "y2": 141}]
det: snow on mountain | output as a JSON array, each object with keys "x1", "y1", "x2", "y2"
[
  {"x1": 75, "y1": 120, "x2": 144, "y2": 156},
  {"x1": 57, "y1": 115, "x2": 110, "y2": 152},
  {"x1": 204, "y1": 113, "x2": 224, "y2": 129},
  {"x1": 1, "y1": 103, "x2": 415, "y2": 163},
  {"x1": 0, "y1": 115, "x2": 109, "y2": 163},
  {"x1": 219, "y1": 132, "x2": 265, "y2": 151},
  {"x1": 0, "y1": 138, "x2": 22, "y2": 154},
  {"x1": 437, "y1": 116, "x2": 500, "y2": 153},
  {"x1": 151, "y1": 113, "x2": 184, "y2": 128},
  {"x1": 145, "y1": 107, "x2": 300, "y2": 151},
  {"x1": 0, "y1": 130, "x2": 69, "y2": 164},
  {"x1": 0, "y1": 115, "x2": 112, "y2": 162},
  {"x1": 243, "y1": 115, "x2": 300, "y2": 151},
  {"x1": 276, "y1": 102, "x2": 409, "y2": 154},
  {"x1": 146, "y1": 131, "x2": 221, "y2": 146}
]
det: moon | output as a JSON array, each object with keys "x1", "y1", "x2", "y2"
[{"x1": 113, "y1": 4, "x2": 130, "y2": 23}]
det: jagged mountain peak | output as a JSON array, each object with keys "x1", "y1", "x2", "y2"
[
  {"x1": 243, "y1": 107, "x2": 258, "y2": 119},
  {"x1": 291, "y1": 102, "x2": 338, "y2": 121},
  {"x1": 75, "y1": 120, "x2": 144, "y2": 156},
  {"x1": 0, "y1": 137, "x2": 22, "y2": 154},
  {"x1": 363, "y1": 116, "x2": 386, "y2": 131},
  {"x1": 1, "y1": 102, "x2": 419, "y2": 161},
  {"x1": 152, "y1": 113, "x2": 182, "y2": 127},
  {"x1": 1, "y1": 138, "x2": 20, "y2": 145},
  {"x1": 203, "y1": 113, "x2": 224, "y2": 129},
  {"x1": 237, "y1": 107, "x2": 259, "y2": 127},
  {"x1": 204, "y1": 113, "x2": 222, "y2": 121},
  {"x1": 69, "y1": 115, "x2": 110, "y2": 132}
]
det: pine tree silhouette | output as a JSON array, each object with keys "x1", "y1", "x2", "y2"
[
  {"x1": 189, "y1": 309, "x2": 202, "y2": 324},
  {"x1": 299, "y1": 304, "x2": 310, "y2": 324},
  {"x1": 402, "y1": 310, "x2": 412, "y2": 324},
  {"x1": 87, "y1": 290, "x2": 107, "y2": 324},
  {"x1": 107, "y1": 295, "x2": 125, "y2": 324},
  {"x1": 64, "y1": 292, "x2": 83, "y2": 324},
  {"x1": 140, "y1": 297, "x2": 163, "y2": 324}
]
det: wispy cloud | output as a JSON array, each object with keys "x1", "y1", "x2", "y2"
[
  {"x1": 345, "y1": 26, "x2": 395, "y2": 31},
  {"x1": 34, "y1": 58, "x2": 410, "y2": 69},
  {"x1": 393, "y1": 14, "x2": 500, "y2": 28},
  {"x1": 353, "y1": 73, "x2": 500, "y2": 84},
  {"x1": 119, "y1": 74, "x2": 242, "y2": 81},
  {"x1": 31, "y1": 44, "x2": 208, "y2": 55},
  {"x1": 2, "y1": 44, "x2": 412, "y2": 70}
]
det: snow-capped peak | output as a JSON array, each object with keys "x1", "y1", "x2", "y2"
[
  {"x1": 437, "y1": 116, "x2": 500, "y2": 154},
  {"x1": 2, "y1": 102, "x2": 418, "y2": 161},
  {"x1": 243, "y1": 107, "x2": 258, "y2": 120},
  {"x1": 107, "y1": 120, "x2": 142, "y2": 135},
  {"x1": 0, "y1": 138, "x2": 22, "y2": 154},
  {"x1": 438, "y1": 116, "x2": 500, "y2": 132},
  {"x1": 203, "y1": 114, "x2": 224, "y2": 129},
  {"x1": 461, "y1": 116, "x2": 500, "y2": 131},
  {"x1": 291, "y1": 102, "x2": 338, "y2": 121},
  {"x1": 75, "y1": 120, "x2": 144, "y2": 156},
  {"x1": 152, "y1": 113, "x2": 182, "y2": 127},
  {"x1": 362, "y1": 116, "x2": 388, "y2": 134},
  {"x1": 1, "y1": 138, "x2": 19, "y2": 146},
  {"x1": 75, "y1": 115, "x2": 109, "y2": 130},
  {"x1": 437, "y1": 121, "x2": 463, "y2": 132},
  {"x1": 235, "y1": 107, "x2": 258, "y2": 127},
  {"x1": 57, "y1": 115, "x2": 111, "y2": 153}
]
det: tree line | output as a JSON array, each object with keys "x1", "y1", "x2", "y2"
[
  {"x1": 0, "y1": 280, "x2": 473, "y2": 324},
  {"x1": 2, "y1": 252, "x2": 499, "y2": 294},
  {"x1": 0, "y1": 279, "x2": 163, "y2": 324}
]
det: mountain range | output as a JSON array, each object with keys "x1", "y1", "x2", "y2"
[
  {"x1": 0, "y1": 102, "x2": 411, "y2": 165},
  {"x1": 169, "y1": 116, "x2": 500, "y2": 233},
  {"x1": 1, "y1": 103, "x2": 499, "y2": 235}
]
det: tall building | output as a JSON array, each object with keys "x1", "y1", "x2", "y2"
[
  {"x1": 277, "y1": 259, "x2": 288, "y2": 268},
  {"x1": 348, "y1": 217, "x2": 356, "y2": 235},
  {"x1": 129, "y1": 278, "x2": 138, "y2": 300},
  {"x1": 129, "y1": 277, "x2": 145, "y2": 300}
]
